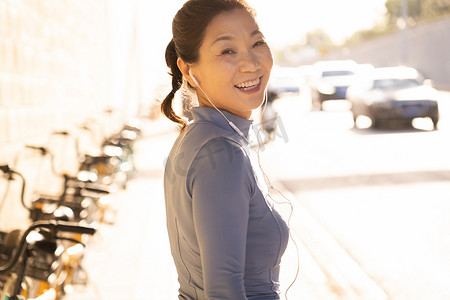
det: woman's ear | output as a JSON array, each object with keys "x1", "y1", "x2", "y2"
[{"x1": 177, "y1": 58, "x2": 197, "y2": 87}]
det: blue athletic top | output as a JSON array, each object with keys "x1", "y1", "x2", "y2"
[{"x1": 164, "y1": 106, "x2": 289, "y2": 299}]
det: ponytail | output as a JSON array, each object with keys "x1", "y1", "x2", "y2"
[{"x1": 161, "y1": 39, "x2": 186, "y2": 129}]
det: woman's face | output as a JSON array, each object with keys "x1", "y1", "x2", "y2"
[{"x1": 190, "y1": 8, "x2": 273, "y2": 119}]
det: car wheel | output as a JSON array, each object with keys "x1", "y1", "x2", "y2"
[
  {"x1": 319, "y1": 102, "x2": 324, "y2": 111},
  {"x1": 432, "y1": 118, "x2": 439, "y2": 130},
  {"x1": 372, "y1": 118, "x2": 382, "y2": 129},
  {"x1": 351, "y1": 112, "x2": 357, "y2": 125},
  {"x1": 352, "y1": 110, "x2": 357, "y2": 121}
]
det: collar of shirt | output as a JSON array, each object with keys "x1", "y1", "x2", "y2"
[{"x1": 191, "y1": 106, "x2": 253, "y2": 139}]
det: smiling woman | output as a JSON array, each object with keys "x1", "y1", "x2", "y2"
[
  {"x1": 181, "y1": 8, "x2": 273, "y2": 119},
  {"x1": 161, "y1": 0, "x2": 290, "y2": 299}
]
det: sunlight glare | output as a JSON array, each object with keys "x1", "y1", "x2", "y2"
[
  {"x1": 412, "y1": 117, "x2": 435, "y2": 131},
  {"x1": 247, "y1": 0, "x2": 387, "y2": 46},
  {"x1": 355, "y1": 115, "x2": 373, "y2": 129}
]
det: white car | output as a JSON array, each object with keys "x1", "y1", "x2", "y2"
[{"x1": 347, "y1": 66, "x2": 439, "y2": 129}]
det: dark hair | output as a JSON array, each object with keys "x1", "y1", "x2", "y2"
[{"x1": 161, "y1": 0, "x2": 256, "y2": 129}]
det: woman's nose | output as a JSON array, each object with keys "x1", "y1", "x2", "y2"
[{"x1": 239, "y1": 51, "x2": 260, "y2": 73}]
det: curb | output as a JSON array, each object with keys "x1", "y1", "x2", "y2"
[{"x1": 269, "y1": 178, "x2": 389, "y2": 300}]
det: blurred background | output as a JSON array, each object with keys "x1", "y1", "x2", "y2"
[{"x1": 1, "y1": 0, "x2": 449, "y2": 299}]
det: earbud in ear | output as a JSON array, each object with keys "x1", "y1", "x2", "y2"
[{"x1": 189, "y1": 69, "x2": 199, "y2": 86}]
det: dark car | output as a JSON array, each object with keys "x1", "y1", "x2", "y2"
[
  {"x1": 310, "y1": 60, "x2": 358, "y2": 110},
  {"x1": 267, "y1": 67, "x2": 302, "y2": 96},
  {"x1": 347, "y1": 66, "x2": 439, "y2": 129}
]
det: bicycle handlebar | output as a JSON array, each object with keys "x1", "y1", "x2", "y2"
[
  {"x1": 50, "y1": 220, "x2": 96, "y2": 235},
  {"x1": 0, "y1": 165, "x2": 28, "y2": 211},
  {"x1": 0, "y1": 220, "x2": 96, "y2": 274},
  {"x1": 51, "y1": 131, "x2": 70, "y2": 136},
  {"x1": 26, "y1": 145, "x2": 49, "y2": 156},
  {"x1": 0, "y1": 164, "x2": 11, "y2": 173}
]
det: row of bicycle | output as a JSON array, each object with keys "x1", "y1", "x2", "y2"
[{"x1": 0, "y1": 115, "x2": 142, "y2": 300}]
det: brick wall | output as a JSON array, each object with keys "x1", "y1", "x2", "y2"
[{"x1": 0, "y1": 0, "x2": 127, "y2": 229}]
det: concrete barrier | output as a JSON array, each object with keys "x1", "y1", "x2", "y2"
[{"x1": 319, "y1": 17, "x2": 450, "y2": 90}]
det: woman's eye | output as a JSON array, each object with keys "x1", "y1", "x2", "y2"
[
  {"x1": 221, "y1": 49, "x2": 235, "y2": 55},
  {"x1": 254, "y1": 40, "x2": 267, "y2": 48}
]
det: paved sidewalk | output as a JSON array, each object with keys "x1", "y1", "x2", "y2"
[
  {"x1": 64, "y1": 117, "x2": 180, "y2": 300},
  {"x1": 63, "y1": 116, "x2": 383, "y2": 300}
]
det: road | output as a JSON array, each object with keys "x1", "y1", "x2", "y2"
[{"x1": 259, "y1": 90, "x2": 450, "y2": 300}]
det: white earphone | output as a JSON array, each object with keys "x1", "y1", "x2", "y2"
[{"x1": 189, "y1": 69, "x2": 199, "y2": 86}]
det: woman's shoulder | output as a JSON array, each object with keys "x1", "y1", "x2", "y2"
[
  {"x1": 189, "y1": 119, "x2": 235, "y2": 139},
  {"x1": 194, "y1": 135, "x2": 248, "y2": 166},
  {"x1": 167, "y1": 121, "x2": 247, "y2": 176},
  {"x1": 181, "y1": 120, "x2": 243, "y2": 153},
  {"x1": 187, "y1": 135, "x2": 255, "y2": 196}
]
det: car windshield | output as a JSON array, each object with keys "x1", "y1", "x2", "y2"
[
  {"x1": 373, "y1": 78, "x2": 421, "y2": 89},
  {"x1": 322, "y1": 70, "x2": 354, "y2": 77}
]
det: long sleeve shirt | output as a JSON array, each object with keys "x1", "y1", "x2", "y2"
[{"x1": 164, "y1": 106, "x2": 289, "y2": 300}]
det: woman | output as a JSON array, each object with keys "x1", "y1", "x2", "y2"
[{"x1": 162, "y1": 0, "x2": 289, "y2": 299}]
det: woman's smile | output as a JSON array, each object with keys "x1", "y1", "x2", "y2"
[{"x1": 234, "y1": 76, "x2": 262, "y2": 93}]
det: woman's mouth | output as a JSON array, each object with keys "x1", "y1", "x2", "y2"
[{"x1": 235, "y1": 77, "x2": 262, "y2": 93}]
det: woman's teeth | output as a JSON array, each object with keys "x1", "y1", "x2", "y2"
[{"x1": 235, "y1": 78, "x2": 261, "y2": 90}]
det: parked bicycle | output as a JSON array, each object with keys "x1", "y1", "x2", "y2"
[
  {"x1": 0, "y1": 164, "x2": 99, "y2": 298},
  {"x1": 1, "y1": 114, "x2": 142, "y2": 299},
  {"x1": 0, "y1": 220, "x2": 96, "y2": 300}
]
